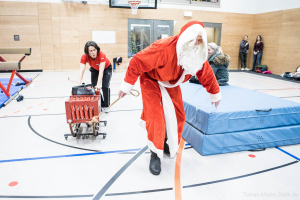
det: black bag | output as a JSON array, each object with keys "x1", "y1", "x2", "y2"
[{"x1": 72, "y1": 83, "x2": 96, "y2": 95}]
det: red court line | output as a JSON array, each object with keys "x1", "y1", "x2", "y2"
[
  {"x1": 27, "y1": 107, "x2": 33, "y2": 109},
  {"x1": 175, "y1": 138, "x2": 186, "y2": 200},
  {"x1": 14, "y1": 111, "x2": 20, "y2": 113},
  {"x1": 49, "y1": 100, "x2": 54, "y2": 102},
  {"x1": 38, "y1": 103, "x2": 44, "y2": 105},
  {"x1": 3, "y1": 115, "x2": 7, "y2": 117}
]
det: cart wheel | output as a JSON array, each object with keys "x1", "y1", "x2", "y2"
[
  {"x1": 82, "y1": 135, "x2": 85, "y2": 139},
  {"x1": 103, "y1": 133, "x2": 107, "y2": 139},
  {"x1": 104, "y1": 121, "x2": 107, "y2": 126},
  {"x1": 65, "y1": 136, "x2": 68, "y2": 140},
  {"x1": 86, "y1": 135, "x2": 89, "y2": 139},
  {"x1": 69, "y1": 123, "x2": 76, "y2": 137},
  {"x1": 86, "y1": 123, "x2": 91, "y2": 128}
]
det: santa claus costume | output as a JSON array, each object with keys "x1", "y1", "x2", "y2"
[{"x1": 119, "y1": 21, "x2": 221, "y2": 175}]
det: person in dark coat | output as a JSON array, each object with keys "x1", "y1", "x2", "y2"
[
  {"x1": 239, "y1": 35, "x2": 249, "y2": 71},
  {"x1": 190, "y1": 42, "x2": 230, "y2": 86}
]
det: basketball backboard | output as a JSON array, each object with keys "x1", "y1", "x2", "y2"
[{"x1": 109, "y1": 0, "x2": 157, "y2": 9}]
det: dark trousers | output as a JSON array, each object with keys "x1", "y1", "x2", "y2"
[
  {"x1": 252, "y1": 51, "x2": 262, "y2": 71},
  {"x1": 239, "y1": 52, "x2": 247, "y2": 69},
  {"x1": 90, "y1": 65, "x2": 112, "y2": 107}
]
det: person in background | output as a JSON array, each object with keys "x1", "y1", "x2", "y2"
[
  {"x1": 239, "y1": 35, "x2": 249, "y2": 71},
  {"x1": 190, "y1": 42, "x2": 230, "y2": 86},
  {"x1": 77, "y1": 41, "x2": 112, "y2": 111},
  {"x1": 252, "y1": 35, "x2": 264, "y2": 71}
]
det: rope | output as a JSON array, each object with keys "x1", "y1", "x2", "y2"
[{"x1": 88, "y1": 89, "x2": 140, "y2": 125}]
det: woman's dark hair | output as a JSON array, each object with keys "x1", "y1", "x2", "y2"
[
  {"x1": 256, "y1": 35, "x2": 263, "y2": 43},
  {"x1": 84, "y1": 41, "x2": 100, "y2": 56}
]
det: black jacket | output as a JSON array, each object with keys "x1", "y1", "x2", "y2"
[{"x1": 239, "y1": 40, "x2": 249, "y2": 53}]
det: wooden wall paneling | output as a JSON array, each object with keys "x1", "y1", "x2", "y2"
[
  {"x1": 0, "y1": 16, "x2": 39, "y2": 30},
  {"x1": 79, "y1": 31, "x2": 92, "y2": 43},
  {"x1": 59, "y1": 17, "x2": 79, "y2": 31},
  {"x1": 60, "y1": 30, "x2": 71, "y2": 43},
  {"x1": 116, "y1": 30, "x2": 128, "y2": 44},
  {"x1": 191, "y1": 11, "x2": 211, "y2": 22},
  {"x1": 61, "y1": 56, "x2": 80, "y2": 70},
  {"x1": 52, "y1": 17, "x2": 60, "y2": 30},
  {"x1": 53, "y1": 29, "x2": 61, "y2": 44},
  {"x1": 38, "y1": 3, "x2": 52, "y2": 17},
  {"x1": 42, "y1": 57, "x2": 55, "y2": 70},
  {"x1": 70, "y1": 30, "x2": 79, "y2": 43},
  {"x1": 39, "y1": 28, "x2": 53, "y2": 43},
  {"x1": 61, "y1": 43, "x2": 80, "y2": 57},
  {"x1": 253, "y1": 11, "x2": 282, "y2": 25},
  {"x1": 54, "y1": 57, "x2": 62, "y2": 71},
  {"x1": 79, "y1": 18, "x2": 127, "y2": 31},
  {"x1": 0, "y1": 2, "x2": 38, "y2": 16},
  {"x1": 280, "y1": 22, "x2": 300, "y2": 37},
  {"x1": 51, "y1": 3, "x2": 59, "y2": 16},
  {"x1": 59, "y1": 3, "x2": 79, "y2": 18},
  {"x1": 282, "y1": 8, "x2": 300, "y2": 23},
  {"x1": 41, "y1": 43, "x2": 54, "y2": 57}
]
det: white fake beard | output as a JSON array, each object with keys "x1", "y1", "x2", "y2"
[{"x1": 179, "y1": 41, "x2": 206, "y2": 75}]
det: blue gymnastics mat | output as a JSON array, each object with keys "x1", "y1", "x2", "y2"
[
  {"x1": 0, "y1": 78, "x2": 32, "y2": 108},
  {"x1": 182, "y1": 122, "x2": 300, "y2": 156},
  {"x1": 180, "y1": 83, "x2": 300, "y2": 135}
]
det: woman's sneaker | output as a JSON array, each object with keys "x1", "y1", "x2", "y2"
[
  {"x1": 245, "y1": 68, "x2": 250, "y2": 71},
  {"x1": 241, "y1": 68, "x2": 245, "y2": 71}
]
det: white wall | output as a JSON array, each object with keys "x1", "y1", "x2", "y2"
[
  {"x1": 1, "y1": 0, "x2": 300, "y2": 14},
  {"x1": 255, "y1": 0, "x2": 300, "y2": 14}
]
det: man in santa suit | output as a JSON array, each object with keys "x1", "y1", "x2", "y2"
[{"x1": 118, "y1": 21, "x2": 221, "y2": 175}]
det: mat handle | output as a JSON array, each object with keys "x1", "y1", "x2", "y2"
[
  {"x1": 255, "y1": 108, "x2": 272, "y2": 112},
  {"x1": 248, "y1": 148, "x2": 266, "y2": 152}
]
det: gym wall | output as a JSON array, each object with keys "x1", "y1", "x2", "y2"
[{"x1": 0, "y1": 1, "x2": 299, "y2": 74}]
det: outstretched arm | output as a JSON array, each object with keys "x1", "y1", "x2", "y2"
[{"x1": 196, "y1": 60, "x2": 222, "y2": 108}]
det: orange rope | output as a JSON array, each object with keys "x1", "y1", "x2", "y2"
[{"x1": 175, "y1": 138, "x2": 186, "y2": 200}]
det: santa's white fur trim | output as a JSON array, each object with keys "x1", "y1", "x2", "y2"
[
  {"x1": 209, "y1": 91, "x2": 222, "y2": 102},
  {"x1": 120, "y1": 80, "x2": 134, "y2": 94},
  {"x1": 177, "y1": 24, "x2": 208, "y2": 66},
  {"x1": 148, "y1": 140, "x2": 164, "y2": 159}
]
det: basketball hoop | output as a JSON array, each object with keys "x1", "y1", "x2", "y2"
[{"x1": 128, "y1": 1, "x2": 141, "y2": 15}]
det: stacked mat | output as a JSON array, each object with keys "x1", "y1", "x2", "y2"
[{"x1": 180, "y1": 82, "x2": 300, "y2": 155}]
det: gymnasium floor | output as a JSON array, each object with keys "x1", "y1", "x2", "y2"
[{"x1": 0, "y1": 71, "x2": 299, "y2": 200}]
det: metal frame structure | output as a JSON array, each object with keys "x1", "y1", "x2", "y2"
[{"x1": 0, "y1": 48, "x2": 33, "y2": 107}]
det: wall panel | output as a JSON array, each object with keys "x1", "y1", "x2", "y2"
[{"x1": 1, "y1": 1, "x2": 299, "y2": 74}]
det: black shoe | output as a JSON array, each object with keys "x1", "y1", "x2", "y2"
[
  {"x1": 149, "y1": 151, "x2": 161, "y2": 175},
  {"x1": 164, "y1": 139, "x2": 170, "y2": 155},
  {"x1": 16, "y1": 94, "x2": 24, "y2": 102}
]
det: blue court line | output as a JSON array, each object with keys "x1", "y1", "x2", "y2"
[
  {"x1": 0, "y1": 148, "x2": 141, "y2": 163},
  {"x1": 276, "y1": 147, "x2": 300, "y2": 161}
]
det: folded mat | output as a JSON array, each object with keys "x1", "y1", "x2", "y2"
[
  {"x1": 182, "y1": 121, "x2": 300, "y2": 156},
  {"x1": 181, "y1": 83, "x2": 300, "y2": 135}
]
